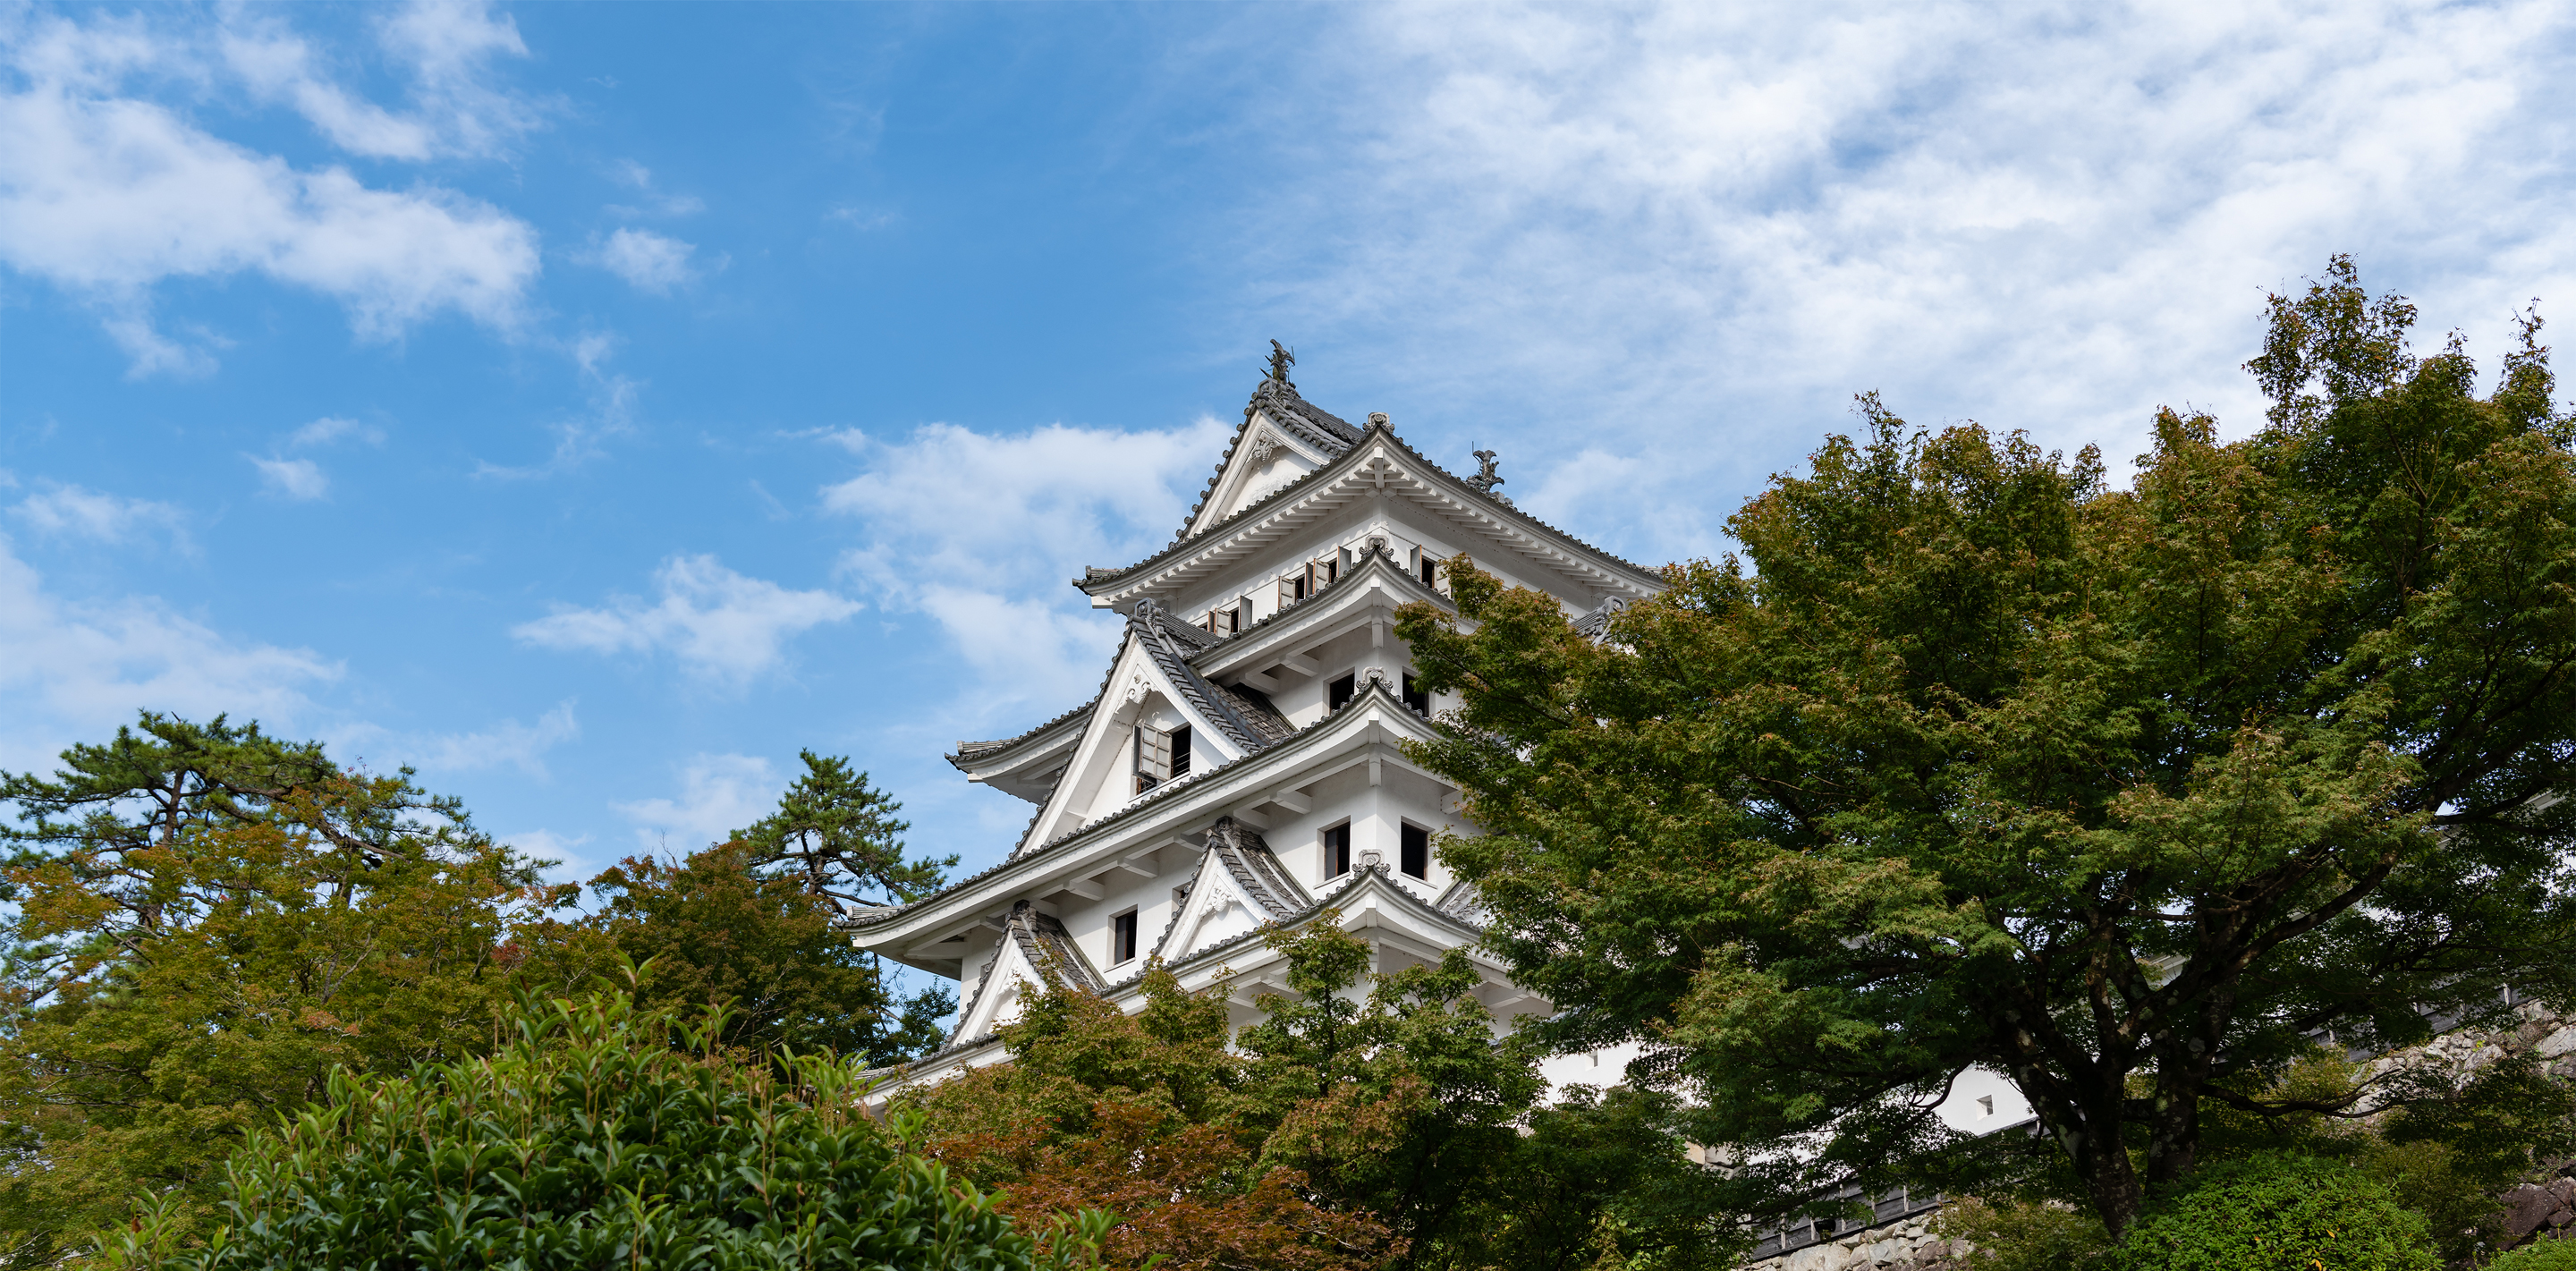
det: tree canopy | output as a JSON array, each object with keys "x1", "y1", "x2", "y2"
[
  {"x1": 902, "y1": 919, "x2": 1733, "y2": 1271},
  {"x1": 1394, "y1": 257, "x2": 2576, "y2": 1234},
  {"x1": 106, "y1": 984, "x2": 1081, "y2": 1271},
  {"x1": 0, "y1": 715, "x2": 547, "y2": 1259}
]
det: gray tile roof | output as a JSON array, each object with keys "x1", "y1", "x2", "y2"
[
  {"x1": 1078, "y1": 414, "x2": 1663, "y2": 597},
  {"x1": 1131, "y1": 600, "x2": 1295, "y2": 752},
  {"x1": 949, "y1": 696, "x2": 1097, "y2": 772}
]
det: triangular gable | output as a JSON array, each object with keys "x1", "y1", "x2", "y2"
[
  {"x1": 952, "y1": 901, "x2": 1105, "y2": 1044},
  {"x1": 1014, "y1": 610, "x2": 1294, "y2": 854},
  {"x1": 1083, "y1": 424, "x2": 1664, "y2": 613},
  {"x1": 1191, "y1": 411, "x2": 1339, "y2": 537},
  {"x1": 1179, "y1": 370, "x2": 1362, "y2": 541},
  {"x1": 1155, "y1": 817, "x2": 1310, "y2": 963}
]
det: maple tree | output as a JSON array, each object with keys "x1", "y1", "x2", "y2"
[{"x1": 902, "y1": 921, "x2": 1733, "y2": 1271}]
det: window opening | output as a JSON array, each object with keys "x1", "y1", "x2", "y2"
[
  {"x1": 1402, "y1": 673, "x2": 1430, "y2": 716},
  {"x1": 1168, "y1": 724, "x2": 1191, "y2": 779},
  {"x1": 1412, "y1": 548, "x2": 1438, "y2": 589},
  {"x1": 1400, "y1": 824, "x2": 1430, "y2": 879},
  {"x1": 1133, "y1": 725, "x2": 1174, "y2": 794},
  {"x1": 1113, "y1": 910, "x2": 1140, "y2": 963},
  {"x1": 1324, "y1": 823, "x2": 1352, "y2": 877},
  {"x1": 1328, "y1": 673, "x2": 1357, "y2": 711}
]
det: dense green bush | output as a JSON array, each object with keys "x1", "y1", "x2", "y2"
[
  {"x1": 105, "y1": 987, "x2": 1086, "y2": 1271},
  {"x1": 1932, "y1": 1197, "x2": 2111, "y2": 1271},
  {"x1": 2490, "y1": 1238, "x2": 2576, "y2": 1270},
  {"x1": 2108, "y1": 1154, "x2": 2434, "y2": 1271}
]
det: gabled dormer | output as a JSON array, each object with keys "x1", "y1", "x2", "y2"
[
  {"x1": 1079, "y1": 417, "x2": 1663, "y2": 624},
  {"x1": 949, "y1": 900, "x2": 1105, "y2": 1046},
  {"x1": 1156, "y1": 816, "x2": 1310, "y2": 962},
  {"x1": 1008, "y1": 602, "x2": 1296, "y2": 855},
  {"x1": 1178, "y1": 344, "x2": 1365, "y2": 541}
]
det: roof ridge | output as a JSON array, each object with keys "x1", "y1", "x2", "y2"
[{"x1": 1078, "y1": 420, "x2": 1663, "y2": 596}]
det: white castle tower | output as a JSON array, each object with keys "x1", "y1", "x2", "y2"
[{"x1": 851, "y1": 345, "x2": 1665, "y2": 1089}]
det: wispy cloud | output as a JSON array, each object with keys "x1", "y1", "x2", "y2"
[
  {"x1": 250, "y1": 455, "x2": 328, "y2": 500},
  {"x1": 410, "y1": 699, "x2": 580, "y2": 777},
  {"x1": 822, "y1": 417, "x2": 1231, "y2": 713},
  {"x1": 513, "y1": 555, "x2": 859, "y2": 687},
  {"x1": 1229, "y1": 1, "x2": 2576, "y2": 561},
  {"x1": 285, "y1": 415, "x2": 386, "y2": 448},
  {"x1": 474, "y1": 333, "x2": 639, "y2": 479},
  {"x1": 613, "y1": 752, "x2": 780, "y2": 853},
  {"x1": 8, "y1": 482, "x2": 188, "y2": 548},
  {"x1": 0, "y1": 537, "x2": 338, "y2": 775},
  {"x1": 580, "y1": 227, "x2": 701, "y2": 293}
]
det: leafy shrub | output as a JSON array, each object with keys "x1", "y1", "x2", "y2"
[
  {"x1": 2109, "y1": 1154, "x2": 2435, "y2": 1271},
  {"x1": 105, "y1": 987, "x2": 1083, "y2": 1271},
  {"x1": 1932, "y1": 1197, "x2": 2111, "y2": 1271},
  {"x1": 2490, "y1": 1236, "x2": 2576, "y2": 1270}
]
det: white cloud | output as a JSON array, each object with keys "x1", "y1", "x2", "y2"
[
  {"x1": 1238, "y1": 1, "x2": 2576, "y2": 559},
  {"x1": 580, "y1": 227, "x2": 699, "y2": 293},
  {"x1": 250, "y1": 454, "x2": 328, "y2": 500},
  {"x1": 512, "y1": 555, "x2": 860, "y2": 687},
  {"x1": 0, "y1": 7, "x2": 543, "y2": 373},
  {"x1": 614, "y1": 752, "x2": 780, "y2": 853},
  {"x1": 822, "y1": 417, "x2": 1233, "y2": 711},
  {"x1": 286, "y1": 415, "x2": 386, "y2": 448},
  {"x1": 501, "y1": 826, "x2": 593, "y2": 868},
  {"x1": 0, "y1": 536, "x2": 339, "y2": 775},
  {"x1": 9, "y1": 482, "x2": 188, "y2": 547},
  {"x1": 474, "y1": 333, "x2": 639, "y2": 479},
  {"x1": 409, "y1": 700, "x2": 580, "y2": 777}
]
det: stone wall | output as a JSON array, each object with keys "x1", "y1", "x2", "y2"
[
  {"x1": 1742, "y1": 1000, "x2": 2576, "y2": 1268},
  {"x1": 1748, "y1": 1216, "x2": 1969, "y2": 1271},
  {"x1": 2502, "y1": 1178, "x2": 2576, "y2": 1253}
]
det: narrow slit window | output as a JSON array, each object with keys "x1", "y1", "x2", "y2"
[
  {"x1": 1328, "y1": 673, "x2": 1356, "y2": 711},
  {"x1": 1113, "y1": 910, "x2": 1140, "y2": 963},
  {"x1": 1402, "y1": 673, "x2": 1430, "y2": 716},
  {"x1": 1324, "y1": 823, "x2": 1352, "y2": 877},
  {"x1": 1415, "y1": 550, "x2": 1438, "y2": 589},
  {"x1": 1400, "y1": 824, "x2": 1429, "y2": 878},
  {"x1": 1168, "y1": 724, "x2": 1192, "y2": 778}
]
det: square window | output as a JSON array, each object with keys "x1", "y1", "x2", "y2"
[
  {"x1": 1113, "y1": 910, "x2": 1140, "y2": 963},
  {"x1": 1323, "y1": 823, "x2": 1352, "y2": 877},
  {"x1": 1400, "y1": 824, "x2": 1429, "y2": 878}
]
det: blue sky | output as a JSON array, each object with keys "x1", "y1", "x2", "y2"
[{"x1": 5, "y1": 1, "x2": 2573, "y2": 907}]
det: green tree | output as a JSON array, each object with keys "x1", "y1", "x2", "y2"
[
  {"x1": 0, "y1": 714, "x2": 547, "y2": 1260},
  {"x1": 738, "y1": 750, "x2": 955, "y2": 910},
  {"x1": 513, "y1": 842, "x2": 953, "y2": 1065},
  {"x1": 105, "y1": 983, "x2": 1090, "y2": 1271},
  {"x1": 1394, "y1": 258, "x2": 2576, "y2": 1236},
  {"x1": 903, "y1": 920, "x2": 1734, "y2": 1271}
]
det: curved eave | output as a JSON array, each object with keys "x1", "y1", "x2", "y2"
[
  {"x1": 1075, "y1": 424, "x2": 1665, "y2": 604},
  {"x1": 1185, "y1": 549, "x2": 1456, "y2": 677},
  {"x1": 947, "y1": 699, "x2": 1095, "y2": 776},
  {"x1": 844, "y1": 681, "x2": 1442, "y2": 948}
]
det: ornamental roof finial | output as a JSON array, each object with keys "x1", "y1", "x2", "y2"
[
  {"x1": 1265, "y1": 340, "x2": 1296, "y2": 388},
  {"x1": 1469, "y1": 449, "x2": 1504, "y2": 495}
]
